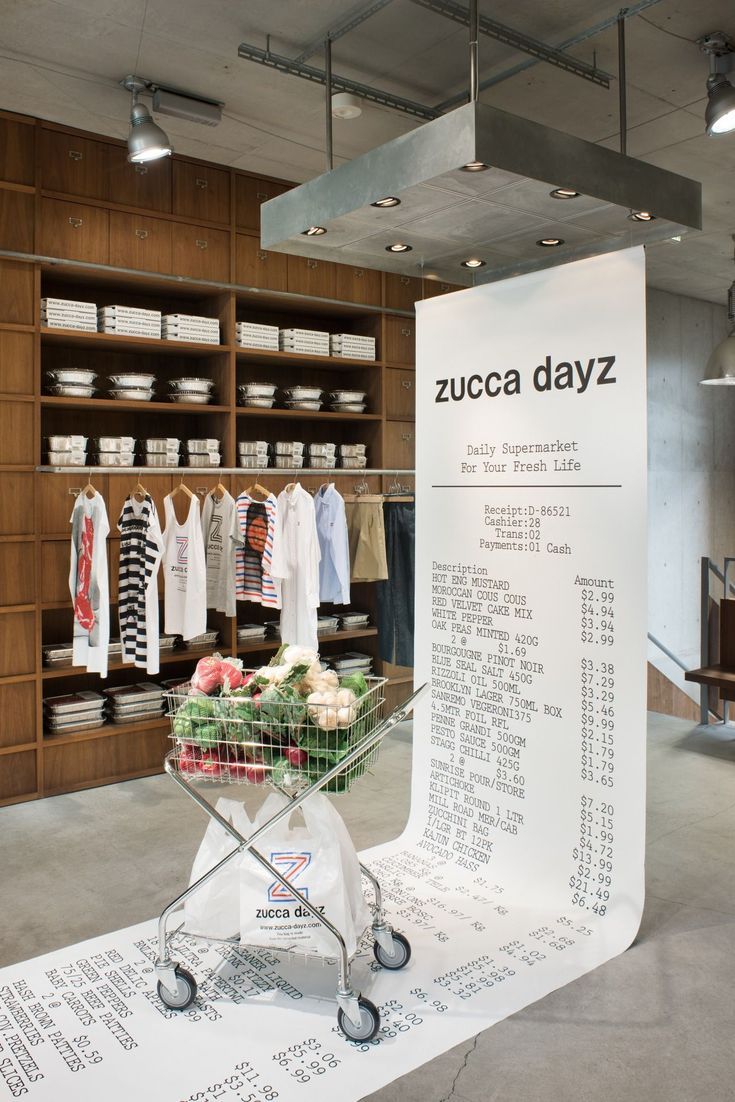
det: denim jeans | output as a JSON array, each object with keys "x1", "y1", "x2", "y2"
[{"x1": 376, "y1": 502, "x2": 415, "y2": 667}]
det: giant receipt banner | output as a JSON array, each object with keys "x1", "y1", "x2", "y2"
[{"x1": 0, "y1": 249, "x2": 646, "y2": 1101}]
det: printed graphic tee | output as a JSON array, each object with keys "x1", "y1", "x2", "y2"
[
  {"x1": 201, "y1": 489, "x2": 237, "y2": 617},
  {"x1": 69, "y1": 490, "x2": 110, "y2": 677},
  {"x1": 118, "y1": 493, "x2": 164, "y2": 675},
  {"x1": 230, "y1": 492, "x2": 281, "y2": 608},
  {"x1": 162, "y1": 493, "x2": 207, "y2": 640}
]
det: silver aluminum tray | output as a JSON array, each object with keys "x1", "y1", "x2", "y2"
[
  {"x1": 103, "y1": 682, "x2": 164, "y2": 705},
  {"x1": 46, "y1": 716, "x2": 107, "y2": 734},
  {"x1": 44, "y1": 691, "x2": 105, "y2": 715}
]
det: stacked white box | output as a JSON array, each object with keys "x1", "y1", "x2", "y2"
[
  {"x1": 98, "y1": 305, "x2": 162, "y2": 338},
  {"x1": 279, "y1": 327, "x2": 330, "y2": 356},
  {"x1": 162, "y1": 314, "x2": 220, "y2": 344},
  {"x1": 236, "y1": 322, "x2": 279, "y2": 350},
  {"x1": 41, "y1": 297, "x2": 98, "y2": 332},
  {"x1": 330, "y1": 333, "x2": 376, "y2": 360}
]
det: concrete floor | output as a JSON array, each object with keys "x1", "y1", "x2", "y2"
[{"x1": 1, "y1": 714, "x2": 734, "y2": 1101}]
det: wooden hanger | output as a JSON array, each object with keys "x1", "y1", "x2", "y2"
[
  {"x1": 82, "y1": 470, "x2": 96, "y2": 498},
  {"x1": 170, "y1": 473, "x2": 195, "y2": 500},
  {"x1": 245, "y1": 471, "x2": 270, "y2": 501},
  {"x1": 211, "y1": 482, "x2": 227, "y2": 502},
  {"x1": 132, "y1": 472, "x2": 148, "y2": 501}
]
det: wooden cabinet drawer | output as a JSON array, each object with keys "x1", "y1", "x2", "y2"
[
  {"x1": 384, "y1": 420, "x2": 415, "y2": 469},
  {"x1": 0, "y1": 400, "x2": 34, "y2": 464},
  {"x1": 384, "y1": 273, "x2": 423, "y2": 311},
  {"x1": 235, "y1": 234, "x2": 288, "y2": 291},
  {"x1": 0, "y1": 610, "x2": 36, "y2": 676},
  {"x1": 235, "y1": 176, "x2": 289, "y2": 231},
  {"x1": 40, "y1": 541, "x2": 69, "y2": 604},
  {"x1": 287, "y1": 255, "x2": 337, "y2": 298},
  {"x1": 173, "y1": 161, "x2": 231, "y2": 224},
  {"x1": 0, "y1": 683, "x2": 36, "y2": 750},
  {"x1": 384, "y1": 316, "x2": 415, "y2": 364},
  {"x1": 39, "y1": 198, "x2": 109, "y2": 264},
  {"x1": 107, "y1": 146, "x2": 172, "y2": 212},
  {"x1": 0, "y1": 543, "x2": 35, "y2": 606},
  {"x1": 0, "y1": 190, "x2": 34, "y2": 253},
  {"x1": 172, "y1": 223, "x2": 230, "y2": 281},
  {"x1": 0, "y1": 260, "x2": 34, "y2": 325},
  {"x1": 109, "y1": 211, "x2": 172, "y2": 274},
  {"x1": 0, "y1": 118, "x2": 35, "y2": 186},
  {"x1": 44, "y1": 726, "x2": 169, "y2": 793},
  {"x1": 334, "y1": 263, "x2": 381, "y2": 306},
  {"x1": 0, "y1": 331, "x2": 34, "y2": 394},
  {"x1": 423, "y1": 278, "x2": 463, "y2": 298},
  {"x1": 40, "y1": 130, "x2": 107, "y2": 198},
  {"x1": 0, "y1": 749, "x2": 36, "y2": 800},
  {"x1": 0, "y1": 473, "x2": 34, "y2": 534},
  {"x1": 385, "y1": 368, "x2": 415, "y2": 421}
]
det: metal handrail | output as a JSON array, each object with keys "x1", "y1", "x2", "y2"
[{"x1": 647, "y1": 632, "x2": 689, "y2": 675}]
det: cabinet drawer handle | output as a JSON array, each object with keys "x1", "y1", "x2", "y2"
[
  {"x1": 69, "y1": 487, "x2": 82, "y2": 495},
  {"x1": 257, "y1": 250, "x2": 268, "y2": 261},
  {"x1": 354, "y1": 268, "x2": 364, "y2": 278},
  {"x1": 134, "y1": 164, "x2": 149, "y2": 175},
  {"x1": 441, "y1": 283, "x2": 450, "y2": 291},
  {"x1": 256, "y1": 191, "x2": 268, "y2": 200},
  {"x1": 307, "y1": 259, "x2": 319, "y2": 270},
  {"x1": 195, "y1": 239, "x2": 208, "y2": 250},
  {"x1": 135, "y1": 229, "x2": 149, "y2": 240},
  {"x1": 195, "y1": 177, "x2": 208, "y2": 189},
  {"x1": 401, "y1": 432, "x2": 414, "y2": 443},
  {"x1": 68, "y1": 217, "x2": 83, "y2": 229},
  {"x1": 401, "y1": 327, "x2": 412, "y2": 337},
  {"x1": 400, "y1": 276, "x2": 410, "y2": 285},
  {"x1": 68, "y1": 149, "x2": 83, "y2": 161},
  {"x1": 401, "y1": 378, "x2": 413, "y2": 390}
]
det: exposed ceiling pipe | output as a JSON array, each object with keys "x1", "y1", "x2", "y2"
[
  {"x1": 618, "y1": 11, "x2": 627, "y2": 156},
  {"x1": 469, "y1": 0, "x2": 478, "y2": 103},
  {"x1": 295, "y1": 0, "x2": 395, "y2": 64},
  {"x1": 325, "y1": 36, "x2": 334, "y2": 171}
]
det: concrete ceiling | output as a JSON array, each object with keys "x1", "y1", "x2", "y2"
[{"x1": 0, "y1": 0, "x2": 733, "y2": 304}]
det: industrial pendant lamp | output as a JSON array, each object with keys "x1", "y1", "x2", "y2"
[
  {"x1": 123, "y1": 76, "x2": 173, "y2": 163},
  {"x1": 702, "y1": 237, "x2": 735, "y2": 385},
  {"x1": 700, "y1": 33, "x2": 735, "y2": 136}
]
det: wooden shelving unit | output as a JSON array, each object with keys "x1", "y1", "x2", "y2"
[{"x1": 0, "y1": 106, "x2": 459, "y2": 806}]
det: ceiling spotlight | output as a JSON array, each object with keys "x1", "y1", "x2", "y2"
[
  {"x1": 700, "y1": 33, "x2": 735, "y2": 135},
  {"x1": 461, "y1": 258, "x2": 486, "y2": 268},
  {"x1": 550, "y1": 187, "x2": 580, "y2": 199},
  {"x1": 302, "y1": 226, "x2": 327, "y2": 236},
  {"x1": 331, "y1": 92, "x2": 363, "y2": 120},
  {"x1": 629, "y1": 210, "x2": 656, "y2": 222},
  {"x1": 702, "y1": 236, "x2": 735, "y2": 384},
  {"x1": 122, "y1": 76, "x2": 172, "y2": 164},
  {"x1": 372, "y1": 196, "x2": 401, "y2": 208},
  {"x1": 386, "y1": 243, "x2": 412, "y2": 253},
  {"x1": 460, "y1": 160, "x2": 488, "y2": 172},
  {"x1": 537, "y1": 237, "x2": 564, "y2": 247}
]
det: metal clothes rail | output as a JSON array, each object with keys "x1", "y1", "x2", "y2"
[{"x1": 37, "y1": 467, "x2": 416, "y2": 476}]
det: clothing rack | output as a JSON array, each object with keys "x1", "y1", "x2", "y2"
[{"x1": 37, "y1": 467, "x2": 416, "y2": 477}]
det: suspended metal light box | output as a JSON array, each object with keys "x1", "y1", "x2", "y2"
[{"x1": 260, "y1": 101, "x2": 702, "y2": 286}]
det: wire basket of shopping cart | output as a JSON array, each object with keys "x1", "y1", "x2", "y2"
[{"x1": 164, "y1": 669, "x2": 387, "y2": 794}]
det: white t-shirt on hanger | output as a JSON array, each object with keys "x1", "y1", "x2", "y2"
[
  {"x1": 162, "y1": 493, "x2": 207, "y2": 641},
  {"x1": 270, "y1": 483, "x2": 321, "y2": 652}
]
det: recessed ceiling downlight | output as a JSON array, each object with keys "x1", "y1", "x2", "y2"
[
  {"x1": 372, "y1": 196, "x2": 401, "y2": 208},
  {"x1": 537, "y1": 237, "x2": 564, "y2": 247},
  {"x1": 386, "y1": 243, "x2": 412, "y2": 253},
  {"x1": 629, "y1": 210, "x2": 656, "y2": 222},
  {"x1": 550, "y1": 187, "x2": 580, "y2": 199},
  {"x1": 302, "y1": 226, "x2": 327, "y2": 236},
  {"x1": 461, "y1": 258, "x2": 486, "y2": 268},
  {"x1": 460, "y1": 160, "x2": 489, "y2": 172}
]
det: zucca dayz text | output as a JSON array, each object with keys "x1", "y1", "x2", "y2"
[{"x1": 435, "y1": 355, "x2": 617, "y2": 403}]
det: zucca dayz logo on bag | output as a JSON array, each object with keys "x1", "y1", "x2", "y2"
[{"x1": 256, "y1": 851, "x2": 326, "y2": 919}]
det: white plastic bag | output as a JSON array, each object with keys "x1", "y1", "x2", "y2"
[
  {"x1": 240, "y1": 792, "x2": 365, "y2": 956},
  {"x1": 184, "y1": 797, "x2": 252, "y2": 939}
]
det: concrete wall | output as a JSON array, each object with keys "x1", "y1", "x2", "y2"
[{"x1": 647, "y1": 287, "x2": 733, "y2": 690}]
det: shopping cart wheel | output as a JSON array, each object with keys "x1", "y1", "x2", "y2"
[
  {"x1": 337, "y1": 997, "x2": 380, "y2": 1042},
  {"x1": 157, "y1": 967, "x2": 197, "y2": 1010},
  {"x1": 373, "y1": 931, "x2": 411, "y2": 970}
]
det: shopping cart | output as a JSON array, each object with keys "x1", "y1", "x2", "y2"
[{"x1": 154, "y1": 673, "x2": 426, "y2": 1041}]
